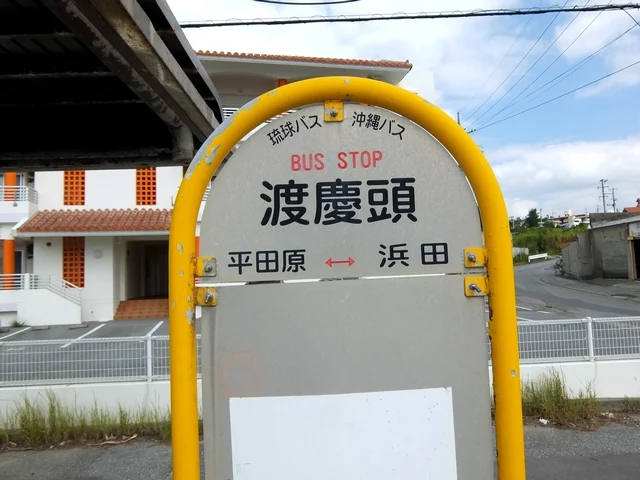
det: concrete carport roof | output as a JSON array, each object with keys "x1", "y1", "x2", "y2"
[{"x1": 0, "y1": 0, "x2": 223, "y2": 172}]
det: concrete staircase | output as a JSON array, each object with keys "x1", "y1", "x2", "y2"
[{"x1": 114, "y1": 298, "x2": 168, "y2": 320}]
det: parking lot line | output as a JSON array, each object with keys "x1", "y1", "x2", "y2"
[
  {"x1": 0, "y1": 327, "x2": 31, "y2": 340},
  {"x1": 146, "y1": 321, "x2": 164, "y2": 337},
  {"x1": 60, "y1": 324, "x2": 105, "y2": 349},
  {"x1": 516, "y1": 306, "x2": 533, "y2": 311}
]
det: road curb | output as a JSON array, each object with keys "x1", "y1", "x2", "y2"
[{"x1": 539, "y1": 276, "x2": 640, "y2": 303}]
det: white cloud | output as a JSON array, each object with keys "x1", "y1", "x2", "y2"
[
  {"x1": 168, "y1": 0, "x2": 531, "y2": 107},
  {"x1": 487, "y1": 136, "x2": 640, "y2": 217},
  {"x1": 162, "y1": 1, "x2": 640, "y2": 218},
  {"x1": 553, "y1": 8, "x2": 640, "y2": 97}
]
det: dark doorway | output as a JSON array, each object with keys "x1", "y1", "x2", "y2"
[
  {"x1": 126, "y1": 240, "x2": 169, "y2": 299},
  {"x1": 634, "y1": 240, "x2": 640, "y2": 280}
]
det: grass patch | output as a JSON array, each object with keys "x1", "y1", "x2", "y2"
[
  {"x1": 0, "y1": 391, "x2": 174, "y2": 449},
  {"x1": 521, "y1": 369, "x2": 599, "y2": 426},
  {"x1": 620, "y1": 396, "x2": 640, "y2": 413},
  {"x1": 513, "y1": 253, "x2": 529, "y2": 265},
  {"x1": 512, "y1": 225, "x2": 588, "y2": 256},
  {"x1": 1, "y1": 372, "x2": 635, "y2": 449}
]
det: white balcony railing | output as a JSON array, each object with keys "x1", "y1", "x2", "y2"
[
  {"x1": 0, "y1": 274, "x2": 82, "y2": 306},
  {"x1": 0, "y1": 186, "x2": 38, "y2": 204}
]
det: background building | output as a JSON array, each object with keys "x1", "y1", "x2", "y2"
[{"x1": 0, "y1": 52, "x2": 415, "y2": 326}]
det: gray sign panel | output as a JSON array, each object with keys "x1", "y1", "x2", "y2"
[
  {"x1": 200, "y1": 102, "x2": 492, "y2": 480},
  {"x1": 200, "y1": 104, "x2": 482, "y2": 282},
  {"x1": 201, "y1": 278, "x2": 493, "y2": 480}
]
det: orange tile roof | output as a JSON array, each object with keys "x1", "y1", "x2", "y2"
[
  {"x1": 17, "y1": 209, "x2": 172, "y2": 233},
  {"x1": 623, "y1": 206, "x2": 640, "y2": 213},
  {"x1": 196, "y1": 50, "x2": 412, "y2": 69}
]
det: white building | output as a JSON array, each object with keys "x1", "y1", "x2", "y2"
[
  {"x1": 551, "y1": 210, "x2": 591, "y2": 229},
  {"x1": 0, "y1": 51, "x2": 415, "y2": 326}
]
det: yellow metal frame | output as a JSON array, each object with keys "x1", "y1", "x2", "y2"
[{"x1": 169, "y1": 76, "x2": 525, "y2": 480}]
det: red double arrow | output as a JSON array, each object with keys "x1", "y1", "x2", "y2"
[{"x1": 326, "y1": 257, "x2": 355, "y2": 267}]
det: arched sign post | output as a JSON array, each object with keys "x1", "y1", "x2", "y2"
[{"x1": 169, "y1": 77, "x2": 525, "y2": 480}]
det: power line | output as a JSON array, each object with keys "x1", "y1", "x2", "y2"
[
  {"x1": 625, "y1": 7, "x2": 640, "y2": 24},
  {"x1": 465, "y1": 0, "x2": 570, "y2": 128},
  {"x1": 473, "y1": 22, "x2": 638, "y2": 129},
  {"x1": 473, "y1": 0, "x2": 601, "y2": 129},
  {"x1": 458, "y1": 0, "x2": 543, "y2": 115},
  {"x1": 468, "y1": 56, "x2": 640, "y2": 132},
  {"x1": 179, "y1": 4, "x2": 640, "y2": 28},
  {"x1": 475, "y1": 1, "x2": 609, "y2": 129}
]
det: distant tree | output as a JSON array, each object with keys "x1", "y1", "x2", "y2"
[
  {"x1": 524, "y1": 208, "x2": 540, "y2": 228},
  {"x1": 510, "y1": 216, "x2": 526, "y2": 233}
]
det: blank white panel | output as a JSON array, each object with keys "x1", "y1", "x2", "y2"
[{"x1": 229, "y1": 387, "x2": 458, "y2": 479}]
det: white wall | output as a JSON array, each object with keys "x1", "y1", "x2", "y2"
[
  {"x1": 86, "y1": 170, "x2": 136, "y2": 208},
  {"x1": 488, "y1": 360, "x2": 640, "y2": 400},
  {"x1": 157, "y1": 166, "x2": 184, "y2": 209},
  {"x1": 34, "y1": 172, "x2": 64, "y2": 210},
  {"x1": 0, "y1": 288, "x2": 81, "y2": 326},
  {"x1": 33, "y1": 237, "x2": 62, "y2": 277},
  {"x1": 0, "y1": 223, "x2": 16, "y2": 239},
  {"x1": 82, "y1": 237, "x2": 116, "y2": 322},
  {"x1": 0, "y1": 380, "x2": 202, "y2": 417},
  {"x1": 35, "y1": 167, "x2": 183, "y2": 211},
  {"x1": 1, "y1": 361, "x2": 639, "y2": 420}
]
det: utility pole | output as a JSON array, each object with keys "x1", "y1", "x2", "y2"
[
  {"x1": 457, "y1": 112, "x2": 461, "y2": 125},
  {"x1": 598, "y1": 178, "x2": 608, "y2": 213},
  {"x1": 610, "y1": 187, "x2": 618, "y2": 212}
]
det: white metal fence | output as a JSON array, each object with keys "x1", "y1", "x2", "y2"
[
  {"x1": 0, "y1": 273, "x2": 82, "y2": 305},
  {"x1": 0, "y1": 185, "x2": 38, "y2": 204},
  {"x1": 1, "y1": 317, "x2": 639, "y2": 387}
]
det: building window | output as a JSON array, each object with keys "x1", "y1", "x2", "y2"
[
  {"x1": 136, "y1": 167, "x2": 157, "y2": 205},
  {"x1": 63, "y1": 170, "x2": 85, "y2": 206},
  {"x1": 63, "y1": 237, "x2": 85, "y2": 288}
]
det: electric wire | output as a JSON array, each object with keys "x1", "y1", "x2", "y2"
[
  {"x1": 475, "y1": 21, "x2": 637, "y2": 128},
  {"x1": 624, "y1": 7, "x2": 640, "y2": 24},
  {"x1": 474, "y1": 0, "x2": 608, "y2": 128},
  {"x1": 468, "y1": 56, "x2": 640, "y2": 133},
  {"x1": 458, "y1": 0, "x2": 543, "y2": 115},
  {"x1": 465, "y1": 0, "x2": 570, "y2": 128},
  {"x1": 178, "y1": 4, "x2": 640, "y2": 28}
]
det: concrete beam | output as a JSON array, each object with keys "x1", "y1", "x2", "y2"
[
  {"x1": 0, "y1": 149, "x2": 177, "y2": 171},
  {"x1": 41, "y1": 0, "x2": 220, "y2": 142}
]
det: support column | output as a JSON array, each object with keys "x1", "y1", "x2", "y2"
[
  {"x1": 4, "y1": 172, "x2": 17, "y2": 201},
  {"x1": 3, "y1": 239, "x2": 15, "y2": 289}
]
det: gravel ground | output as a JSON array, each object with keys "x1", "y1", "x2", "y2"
[{"x1": 1, "y1": 424, "x2": 640, "y2": 480}]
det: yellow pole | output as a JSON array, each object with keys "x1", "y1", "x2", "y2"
[{"x1": 169, "y1": 76, "x2": 525, "y2": 479}]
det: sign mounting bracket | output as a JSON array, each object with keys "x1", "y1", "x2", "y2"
[
  {"x1": 323, "y1": 100, "x2": 344, "y2": 122},
  {"x1": 464, "y1": 247, "x2": 487, "y2": 268},
  {"x1": 464, "y1": 276, "x2": 489, "y2": 297}
]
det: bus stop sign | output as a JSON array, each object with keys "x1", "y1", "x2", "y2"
[{"x1": 199, "y1": 102, "x2": 494, "y2": 479}]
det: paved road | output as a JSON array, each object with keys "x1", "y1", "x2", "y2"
[
  {"x1": 1, "y1": 424, "x2": 639, "y2": 479},
  {"x1": 515, "y1": 260, "x2": 640, "y2": 318}
]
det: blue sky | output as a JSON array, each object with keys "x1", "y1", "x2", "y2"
[{"x1": 169, "y1": 1, "x2": 640, "y2": 217}]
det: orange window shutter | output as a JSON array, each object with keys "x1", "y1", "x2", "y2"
[
  {"x1": 63, "y1": 170, "x2": 86, "y2": 206},
  {"x1": 136, "y1": 167, "x2": 157, "y2": 205},
  {"x1": 62, "y1": 237, "x2": 85, "y2": 288}
]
